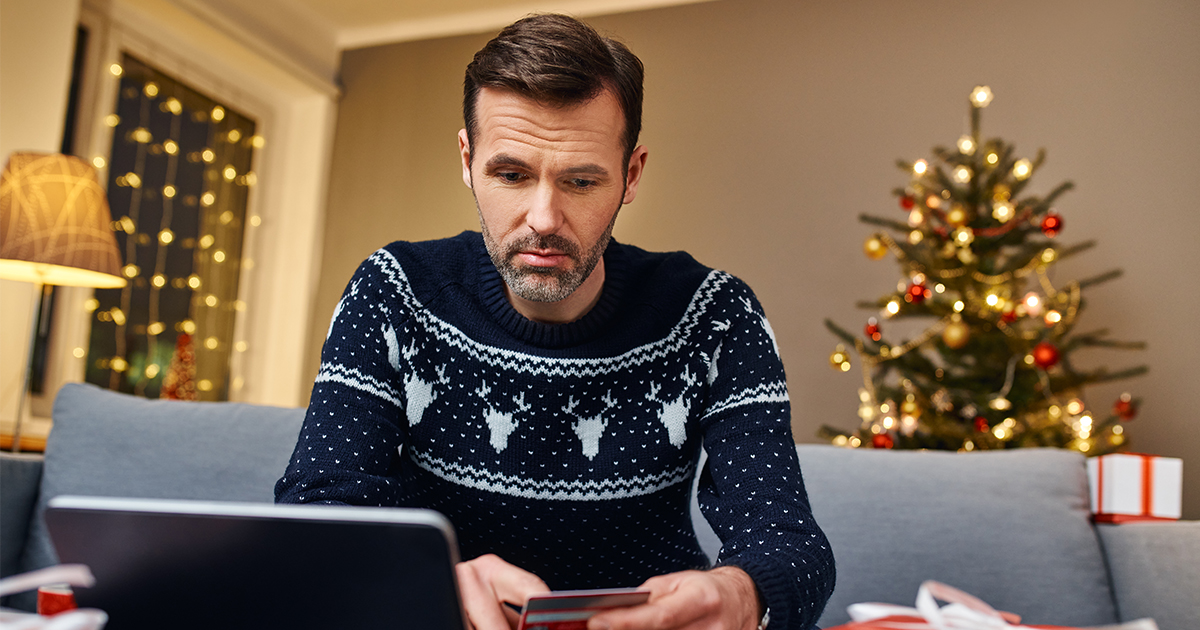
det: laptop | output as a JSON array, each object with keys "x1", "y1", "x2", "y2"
[{"x1": 45, "y1": 496, "x2": 467, "y2": 630}]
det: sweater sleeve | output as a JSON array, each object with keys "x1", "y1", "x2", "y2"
[
  {"x1": 275, "y1": 250, "x2": 409, "y2": 506},
  {"x1": 695, "y1": 279, "x2": 835, "y2": 630}
]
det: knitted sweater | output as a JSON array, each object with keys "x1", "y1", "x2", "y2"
[{"x1": 275, "y1": 232, "x2": 834, "y2": 629}]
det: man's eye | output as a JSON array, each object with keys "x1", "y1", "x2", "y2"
[
  {"x1": 569, "y1": 178, "x2": 597, "y2": 189},
  {"x1": 497, "y1": 172, "x2": 524, "y2": 183}
]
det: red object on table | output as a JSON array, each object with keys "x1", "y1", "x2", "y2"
[
  {"x1": 37, "y1": 584, "x2": 77, "y2": 616},
  {"x1": 824, "y1": 615, "x2": 1077, "y2": 629}
]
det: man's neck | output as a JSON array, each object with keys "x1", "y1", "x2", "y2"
[{"x1": 505, "y1": 259, "x2": 606, "y2": 324}]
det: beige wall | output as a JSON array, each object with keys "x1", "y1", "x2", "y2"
[
  {"x1": 310, "y1": 0, "x2": 1200, "y2": 517},
  {"x1": 0, "y1": 0, "x2": 81, "y2": 436}
]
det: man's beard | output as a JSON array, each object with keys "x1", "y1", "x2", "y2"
[{"x1": 479, "y1": 207, "x2": 619, "y2": 304}]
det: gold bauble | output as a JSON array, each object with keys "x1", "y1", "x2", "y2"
[
  {"x1": 942, "y1": 319, "x2": 970, "y2": 349},
  {"x1": 946, "y1": 204, "x2": 968, "y2": 227},
  {"x1": 863, "y1": 236, "x2": 887, "y2": 260}
]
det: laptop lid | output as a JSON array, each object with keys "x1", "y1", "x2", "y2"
[{"x1": 45, "y1": 496, "x2": 466, "y2": 630}]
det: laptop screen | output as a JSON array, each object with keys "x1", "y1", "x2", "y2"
[{"x1": 46, "y1": 496, "x2": 466, "y2": 630}]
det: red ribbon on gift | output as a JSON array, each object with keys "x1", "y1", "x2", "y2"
[{"x1": 1093, "y1": 453, "x2": 1175, "y2": 524}]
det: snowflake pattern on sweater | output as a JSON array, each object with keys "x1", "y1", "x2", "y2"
[{"x1": 275, "y1": 232, "x2": 834, "y2": 629}]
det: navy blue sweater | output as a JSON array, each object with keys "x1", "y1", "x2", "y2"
[{"x1": 276, "y1": 232, "x2": 834, "y2": 629}]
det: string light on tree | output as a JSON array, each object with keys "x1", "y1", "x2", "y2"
[{"x1": 821, "y1": 86, "x2": 1146, "y2": 455}]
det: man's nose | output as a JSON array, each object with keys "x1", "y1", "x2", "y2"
[{"x1": 525, "y1": 181, "x2": 565, "y2": 235}]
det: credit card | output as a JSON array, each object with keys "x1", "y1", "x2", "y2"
[{"x1": 517, "y1": 588, "x2": 650, "y2": 630}]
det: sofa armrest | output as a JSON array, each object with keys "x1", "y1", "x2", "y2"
[
  {"x1": 0, "y1": 453, "x2": 43, "y2": 578},
  {"x1": 1097, "y1": 521, "x2": 1200, "y2": 630}
]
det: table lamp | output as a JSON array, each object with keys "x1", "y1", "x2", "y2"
[{"x1": 0, "y1": 152, "x2": 126, "y2": 452}]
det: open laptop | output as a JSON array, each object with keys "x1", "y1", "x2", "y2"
[{"x1": 45, "y1": 496, "x2": 467, "y2": 630}]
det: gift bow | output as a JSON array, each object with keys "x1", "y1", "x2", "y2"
[{"x1": 846, "y1": 581, "x2": 1158, "y2": 630}]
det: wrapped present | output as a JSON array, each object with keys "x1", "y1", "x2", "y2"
[
  {"x1": 1087, "y1": 453, "x2": 1183, "y2": 523},
  {"x1": 823, "y1": 580, "x2": 1158, "y2": 630}
]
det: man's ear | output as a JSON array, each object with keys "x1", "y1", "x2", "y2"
[
  {"x1": 622, "y1": 145, "x2": 649, "y2": 205},
  {"x1": 458, "y1": 129, "x2": 473, "y2": 189}
]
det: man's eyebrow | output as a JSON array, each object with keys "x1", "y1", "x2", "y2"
[
  {"x1": 562, "y1": 164, "x2": 609, "y2": 177},
  {"x1": 483, "y1": 154, "x2": 609, "y2": 178},
  {"x1": 484, "y1": 153, "x2": 531, "y2": 171}
]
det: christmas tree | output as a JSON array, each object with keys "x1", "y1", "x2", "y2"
[
  {"x1": 823, "y1": 86, "x2": 1146, "y2": 456},
  {"x1": 160, "y1": 332, "x2": 198, "y2": 401}
]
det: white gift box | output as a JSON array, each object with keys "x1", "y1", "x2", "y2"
[{"x1": 1087, "y1": 453, "x2": 1183, "y2": 522}]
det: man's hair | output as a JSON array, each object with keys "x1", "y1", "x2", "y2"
[{"x1": 463, "y1": 14, "x2": 644, "y2": 165}]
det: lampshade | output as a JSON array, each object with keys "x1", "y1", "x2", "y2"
[{"x1": 0, "y1": 152, "x2": 126, "y2": 288}]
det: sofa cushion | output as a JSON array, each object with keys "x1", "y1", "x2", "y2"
[
  {"x1": 19, "y1": 383, "x2": 305, "y2": 577},
  {"x1": 797, "y1": 445, "x2": 1117, "y2": 628},
  {"x1": 1098, "y1": 521, "x2": 1200, "y2": 630}
]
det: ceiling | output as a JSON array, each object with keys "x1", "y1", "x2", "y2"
[{"x1": 283, "y1": 0, "x2": 714, "y2": 50}]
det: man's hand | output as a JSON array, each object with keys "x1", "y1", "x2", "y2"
[
  {"x1": 456, "y1": 554, "x2": 550, "y2": 630},
  {"x1": 586, "y1": 566, "x2": 763, "y2": 630}
]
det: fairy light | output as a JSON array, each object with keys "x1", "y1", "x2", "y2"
[
  {"x1": 992, "y1": 200, "x2": 1015, "y2": 223},
  {"x1": 953, "y1": 165, "x2": 972, "y2": 183},
  {"x1": 143, "y1": 82, "x2": 159, "y2": 98},
  {"x1": 227, "y1": 129, "x2": 242, "y2": 143},
  {"x1": 957, "y1": 135, "x2": 976, "y2": 155},
  {"x1": 223, "y1": 165, "x2": 237, "y2": 181},
  {"x1": 211, "y1": 106, "x2": 225, "y2": 121},
  {"x1": 147, "y1": 322, "x2": 165, "y2": 335},
  {"x1": 92, "y1": 156, "x2": 107, "y2": 169},
  {"x1": 163, "y1": 185, "x2": 176, "y2": 199},
  {"x1": 1013, "y1": 158, "x2": 1033, "y2": 180},
  {"x1": 970, "y1": 85, "x2": 994, "y2": 108},
  {"x1": 163, "y1": 140, "x2": 179, "y2": 155},
  {"x1": 953, "y1": 300, "x2": 965, "y2": 312},
  {"x1": 986, "y1": 294, "x2": 1000, "y2": 307},
  {"x1": 913, "y1": 159, "x2": 928, "y2": 176},
  {"x1": 73, "y1": 347, "x2": 86, "y2": 358},
  {"x1": 1065, "y1": 399, "x2": 1085, "y2": 416},
  {"x1": 109, "y1": 63, "x2": 124, "y2": 76},
  {"x1": 886, "y1": 300, "x2": 901, "y2": 316}
]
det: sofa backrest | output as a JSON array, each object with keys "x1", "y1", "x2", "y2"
[
  {"x1": 794, "y1": 445, "x2": 1117, "y2": 628},
  {"x1": 19, "y1": 383, "x2": 304, "y2": 579}
]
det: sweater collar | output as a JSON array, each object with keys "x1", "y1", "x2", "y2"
[{"x1": 475, "y1": 233, "x2": 627, "y2": 349}]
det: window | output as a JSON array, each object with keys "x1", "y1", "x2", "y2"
[{"x1": 85, "y1": 54, "x2": 257, "y2": 401}]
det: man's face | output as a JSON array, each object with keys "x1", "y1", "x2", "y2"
[{"x1": 459, "y1": 88, "x2": 646, "y2": 307}]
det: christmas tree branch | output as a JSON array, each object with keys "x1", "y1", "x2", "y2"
[
  {"x1": 1055, "y1": 240, "x2": 1097, "y2": 260},
  {"x1": 1077, "y1": 269, "x2": 1123, "y2": 290},
  {"x1": 859, "y1": 213, "x2": 910, "y2": 233},
  {"x1": 824, "y1": 319, "x2": 859, "y2": 346}
]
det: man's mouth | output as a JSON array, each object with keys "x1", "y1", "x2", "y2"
[{"x1": 516, "y1": 250, "x2": 570, "y2": 268}]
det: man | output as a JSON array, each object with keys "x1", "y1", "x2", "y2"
[{"x1": 276, "y1": 14, "x2": 834, "y2": 630}]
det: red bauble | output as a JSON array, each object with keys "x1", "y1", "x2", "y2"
[
  {"x1": 1114, "y1": 395, "x2": 1138, "y2": 420},
  {"x1": 865, "y1": 317, "x2": 882, "y2": 341},
  {"x1": 872, "y1": 433, "x2": 895, "y2": 449},
  {"x1": 1032, "y1": 341, "x2": 1060, "y2": 368},
  {"x1": 1041, "y1": 213, "x2": 1063, "y2": 237},
  {"x1": 973, "y1": 417, "x2": 990, "y2": 432},
  {"x1": 1001, "y1": 309, "x2": 1018, "y2": 324},
  {"x1": 900, "y1": 196, "x2": 915, "y2": 210},
  {"x1": 906, "y1": 282, "x2": 929, "y2": 304}
]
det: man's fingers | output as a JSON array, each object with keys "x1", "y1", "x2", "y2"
[
  {"x1": 457, "y1": 555, "x2": 551, "y2": 630},
  {"x1": 457, "y1": 561, "x2": 516, "y2": 630},
  {"x1": 588, "y1": 574, "x2": 713, "y2": 630}
]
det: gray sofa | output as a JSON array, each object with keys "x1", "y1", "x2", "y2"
[{"x1": 2, "y1": 382, "x2": 1197, "y2": 628}]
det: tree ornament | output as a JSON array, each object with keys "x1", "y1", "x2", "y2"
[
  {"x1": 830, "y1": 345, "x2": 851, "y2": 372},
  {"x1": 1032, "y1": 341, "x2": 1060, "y2": 369},
  {"x1": 973, "y1": 416, "x2": 990, "y2": 432},
  {"x1": 900, "y1": 196, "x2": 915, "y2": 210},
  {"x1": 942, "y1": 316, "x2": 970, "y2": 349},
  {"x1": 1001, "y1": 309, "x2": 1018, "y2": 324},
  {"x1": 946, "y1": 204, "x2": 968, "y2": 227},
  {"x1": 905, "y1": 281, "x2": 929, "y2": 304},
  {"x1": 872, "y1": 433, "x2": 895, "y2": 449},
  {"x1": 1041, "y1": 212, "x2": 1063, "y2": 237},
  {"x1": 864, "y1": 317, "x2": 882, "y2": 341},
  {"x1": 1114, "y1": 393, "x2": 1138, "y2": 420},
  {"x1": 864, "y1": 235, "x2": 887, "y2": 260}
]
